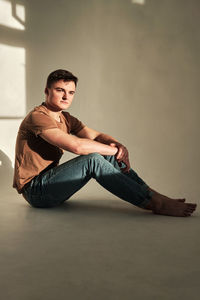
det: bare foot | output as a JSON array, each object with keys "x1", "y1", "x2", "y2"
[
  {"x1": 149, "y1": 188, "x2": 186, "y2": 203},
  {"x1": 145, "y1": 195, "x2": 197, "y2": 217}
]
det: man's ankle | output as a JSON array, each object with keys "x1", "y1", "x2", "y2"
[{"x1": 144, "y1": 200, "x2": 154, "y2": 210}]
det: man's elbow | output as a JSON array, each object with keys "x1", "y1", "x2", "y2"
[
  {"x1": 72, "y1": 141, "x2": 93, "y2": 156},
  {"x1": 73, "y1": 145, "x2": 82, "y2": 155},
  {"x1": 72, "y1": 141, "x2": 86, "y2": 155}
]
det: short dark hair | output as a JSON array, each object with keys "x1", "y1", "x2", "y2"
[{"x1": 46, "y1": 69, "x2": 78, "y2": 88}]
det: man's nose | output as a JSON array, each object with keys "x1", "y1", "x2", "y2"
[{"x1": 62, "y1": 92, "x2": 67, "y2": 99}]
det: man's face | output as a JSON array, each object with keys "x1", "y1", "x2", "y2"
[{"x1": 45, "y1": 80, "x2": 76, "y2": 111}]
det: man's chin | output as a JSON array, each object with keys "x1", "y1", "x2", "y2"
[{"x1": 59, "y1": 102, "x2": 70, "y2": 109}]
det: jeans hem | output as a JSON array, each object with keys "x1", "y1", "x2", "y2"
[{"x1": 138, "y1": 189, "x2": 154, "y2": 208}]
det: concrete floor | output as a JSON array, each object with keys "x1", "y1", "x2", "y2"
[{"x1": 0, "y1": 188, "x2": 200, "y2": 300}]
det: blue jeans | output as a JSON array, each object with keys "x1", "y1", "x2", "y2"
[{"x1": 23, "y1": 153, "x2": 153, "y2": 208}]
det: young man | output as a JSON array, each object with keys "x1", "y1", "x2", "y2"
[{"x1": 13, "y1": 69, "x2": 197, "y2": 216}]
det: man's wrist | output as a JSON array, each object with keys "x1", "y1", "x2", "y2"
[{"x1": 112, "y1": 147, "x2": 118, "y2": 155}]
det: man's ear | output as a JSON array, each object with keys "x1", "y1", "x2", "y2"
[{"x1": 45, "y1": 87, "x2": 49, "y2": 95}]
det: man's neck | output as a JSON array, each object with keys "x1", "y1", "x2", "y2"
[{"x1": 43, "y1": 102, "x2": 62, "y2": 122}]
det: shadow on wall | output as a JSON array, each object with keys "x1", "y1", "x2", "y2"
[
  {"x1": 0, "y1": 150, "x2": 13, "y2": 193},
  {"x1": 0, "y1": 0, "x2": 26, "y2": 117},
  {"x1": 0, "y1": 0, "x2": 26, "y2": 197}
]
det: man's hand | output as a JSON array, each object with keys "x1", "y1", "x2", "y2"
[
  {"x1": 78, "y1": 129, "x2": 131, "y2": 171},
  {"x1": 110, "y1": 142, "x2": 131, "y2": 173}
]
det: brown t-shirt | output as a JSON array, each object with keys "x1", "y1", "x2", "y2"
[{"x1": 13, "y1": 103, "x2": 85, "y2": 193}]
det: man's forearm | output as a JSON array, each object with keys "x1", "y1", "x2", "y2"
[
  {"x1": 76, "y1": 137, "x2": 118, "y2": 156},
  {"x1": 94, "y1": 132, "x2": 131, "y2": 172}
]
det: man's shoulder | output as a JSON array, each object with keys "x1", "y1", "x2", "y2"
[
  {"x1": 32, "y1": 102, "x2": 49, "y2": 115},
  {"x1": 61, "y1": 111, "x2": 85, "y2": 134},
  {"x1": 19, "y1": 103, "x2": 53, "y2": 130},
  {"x1": 23, "y1": 103, "x2": 49, "y2": 122}
]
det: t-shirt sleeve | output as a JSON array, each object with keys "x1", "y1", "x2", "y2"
[
  {"x1": 63, "y1": 112, "x2": 85, "y2": 134},
  {"x1": 27, "y1": 111, "x2": 58, "y2": 136}
]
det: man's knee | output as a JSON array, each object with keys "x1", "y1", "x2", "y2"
[{"x1": 85, "y1": 153, "x2": 106, "y2": 173}]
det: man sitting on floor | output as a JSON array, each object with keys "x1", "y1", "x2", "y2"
[{"x1": 13, "y1": 69, "x2": 197, "y2": 216}]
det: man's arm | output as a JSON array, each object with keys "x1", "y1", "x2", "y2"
[
  {"x1": 39, "y1": 128, "x2": 118, "y2": 156},
  {"x1": 77, "y1": 127, "x2": 131, "y2": 172}
]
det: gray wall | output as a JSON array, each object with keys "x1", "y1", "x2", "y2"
[{"x1": 1, "y1": 0, "x2": 200, "y2": 203}]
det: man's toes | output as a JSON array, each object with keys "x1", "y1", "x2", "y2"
[
  {"x1": 187, "y1": 203, "x2": 196, "y2": 208},
  {"x1": 184, "y1": 212, "x2": 191, "y2": 217},
  {"x1": 187, "y1": 204, "x2": 194, "y2": 209},
  {"x1": 185, "y1": 205, "x2": 196, "y2": 215},
  {"x1": 188, "y1": 204, "x2": 197, "y2": 210},
  {"x1": 190, "y1": 205, "x2": 196, "y2": 210},
  {"x1": 184, "y1": 209, "x2": 192, "y2": 216},
  {"x1": 186, "y1": 205, "x2": 193, "y2": 210}
]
